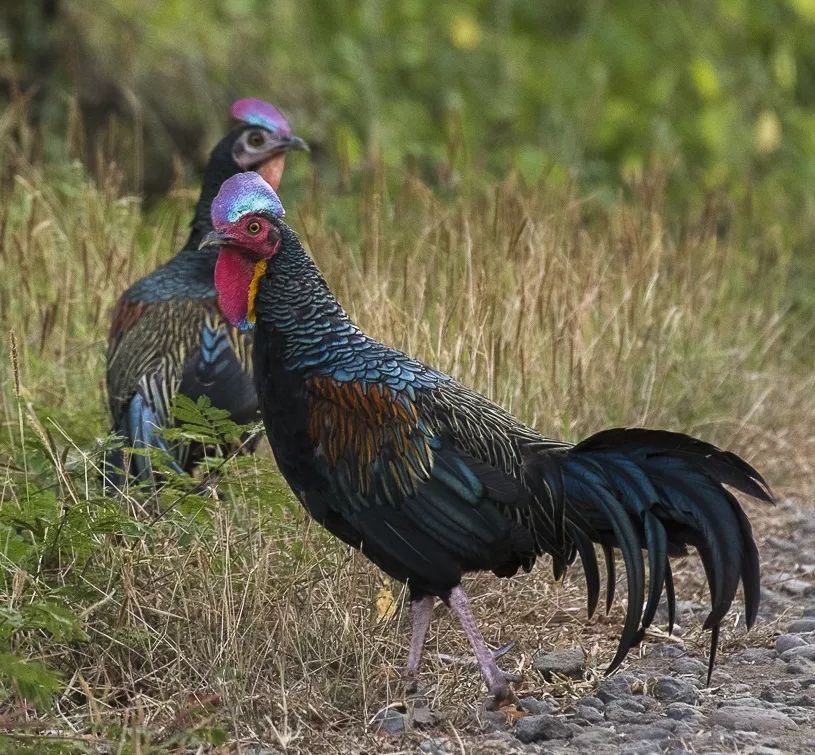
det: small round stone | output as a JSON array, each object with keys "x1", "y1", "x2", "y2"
[
  {"x1": 789, "y1": 619, "x2": 815, "y2": 633},
  {"x1": 533, "y1": 647, "x2": 586, "y2": 680},
  {"x1": 711, "y1": 706, "x2": 797, "y2": 732},
  {"x1": 652, "y1": 676, "x2": 700, "y2": 705},
  {"x1": 512, "y1": 713, "x2": 573, "y2": 743},
  {"x1": 665, "y1": 702, "x2": 703, "y2": 722},
  {"x1": 372, "y1": 708, "x2": 405, "y2": 735},
  {"x1": 776, "y1": 634, "x2": 809, "y2": 655}
]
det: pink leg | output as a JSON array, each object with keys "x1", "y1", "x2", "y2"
[
  {"x1": 405, "y1": 595, "x2": 434, "y2": 690},
  {"x1": 447, "y1": 586, "x2": 517, "y2": 710}
]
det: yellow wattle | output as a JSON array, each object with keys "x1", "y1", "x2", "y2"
[{"x1": 246, "y1": 259, "x2": 268, "y2": 325}]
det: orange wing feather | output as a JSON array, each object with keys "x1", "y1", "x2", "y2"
[{"x1": 306, "y1": 376, "x2": 434, "y2": 497}]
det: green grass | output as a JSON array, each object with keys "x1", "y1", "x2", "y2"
[{"x1": 0, "y1": 115, "x2": 812, "y2": 752}]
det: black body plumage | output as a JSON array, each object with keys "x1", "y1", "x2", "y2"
[{"x1": 248, "y1": 222, "x2": 772, "y2": 682}]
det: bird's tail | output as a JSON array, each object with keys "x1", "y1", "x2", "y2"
[
  {"x1": 550, "y1": 428, "x2": 772, "y2": 682},
  {"x1": 101, "y1": 445, "x2": 126, "y2": 495},
  {"x1": 101, "y1": 394, "x2": 187, "y2": 495}
]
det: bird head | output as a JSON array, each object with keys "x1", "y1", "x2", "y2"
[
  {"x1": 199, "y1": 172, "x2": 286, "y2": 331},
  {"x1": 223, "y1": 98, "x2": 309, "y2": 190}
]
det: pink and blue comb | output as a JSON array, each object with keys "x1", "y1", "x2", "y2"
[
  {"x1": 212, "y1": 172, "x2": 286, "y2": 225},
  {"x1": 231, "y1": 98, "x2": 292, "y2": 135}
]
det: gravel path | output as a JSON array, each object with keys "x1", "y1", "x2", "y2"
[{"x1": 377, "y1": 496, "x2": 815, "y2": 754}]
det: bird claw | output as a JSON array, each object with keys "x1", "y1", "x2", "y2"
[
  {"x1": 402, "y1": 675, "x2": 419, "y2": 696},
  {"x1": 491, "y1": 641, "x2": 516, "y2": 660},
  {"x1": 485, "y1": 683, "x2": 518, "y2": 711},
  {"x1": 438, "y1": 640, "x2": 516, "y2": 667}
]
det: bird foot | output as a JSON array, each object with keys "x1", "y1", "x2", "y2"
[
  {"x1": 485, "y1": 682, "x2": 518, "y2": 711},
  {"x1": 400, "y1": 673, "x2": 431, "y2": 703},
  {"x1": 402, "y1": 675, "x2": 419, "y2": 696}
]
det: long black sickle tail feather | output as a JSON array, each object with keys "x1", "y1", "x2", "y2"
[{"x1": 547, "y1": 428, "x2": 772, "y2": 678}]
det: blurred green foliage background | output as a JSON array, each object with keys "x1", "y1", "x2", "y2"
[{"x1": 2, "y1": 0, "x2": 814, "y2": 204}]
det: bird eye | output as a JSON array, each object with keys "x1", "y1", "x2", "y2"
[
  {"x1": 247, "y1": 131, "x2": 265, "y2": 148},
  {"x1": 247, "y1": 221, "x2": 261, "y2": 234}
]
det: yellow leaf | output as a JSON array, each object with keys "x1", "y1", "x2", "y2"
[
  {"x1": 754, "y1": 110, "x2": 782, "y2": 155},
  {"x1": 449, "y1": 15, "x2": 482, "y2": 50},
  {"x1": 376, "y1": 585, "x2": 397, "y2": 623}
]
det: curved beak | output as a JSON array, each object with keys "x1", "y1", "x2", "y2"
[
  {"x1": 199, "y1": 230, "x2": 233, "y2": 250},
  {"x1": 272, "y1": 133, "x2": 310, "y2": 154}
]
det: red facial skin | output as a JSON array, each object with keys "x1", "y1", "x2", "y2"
[{"x1": 213, "y1": 215, "x2": 281, "y2": 327}]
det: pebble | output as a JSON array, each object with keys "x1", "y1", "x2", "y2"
[
  {"x1": 766, "y1": 537, "x2": 797, "y2": 552},
  {"x1": 532, "y1": 647, "x2": 586, "y2": 680},
  {"x1": 787, "y1": 657, "x2": 815, "y2": 675},
  {"x1": 372, "y1": 708, "x2": 405, "y2": 735},
  {"x1": 468, "y1": 735, "x2": 525, "y2": 755},
  {"x1": 481, "y1": 710, "x2": 509, "y2": 731},
  {"x1": 759, "y1": 681, "x2": 800, "y2": 703},
  {"x1": 729, "y1": 683, "x2": 752, "y2": 696},
  {"x1": 734, "y1": 647, "x2": 776, "y2": 663},
  {"x1": 625, "y1": 723, "x2": 675, "y2": 742},
  {"x1": 665, "y1": 702, "x2": 703, "y2": 722},
  {"x1": 410, "y1": 704, "x2": 434, "y2": 726},
  {"x1": 715, "y1": 695, "x2": 765, "y2": 708},
  {"x1": 758, "y1": 588, "x2": 789, "y2": 613},
  {"x1": 652, "y1": 676, "x2": 700, "y2": 705},
  {"x1": 780, "y1": 706, "x2": 815, "y2": 725},
  {"x1": 512, "y1": 713, "x2": 573, "y2": 743},
  {"x1": 517, "y1": 696, "x2": 556, "y2": 715},
  {"x1": 670, "y1": 657, "x2": 707, "y2": 675},
  {"x1": 621, "y1": 743, "x2": 667, "y2": 755},
  {"x1": 575, "y1": 695, "x2": 604, "y2": 711},
  {"x1": 710, "y1": 706, "x2": 797, "y2": 732},
  {"x1": 648, "y1": 643, "x2": 686, "y2": 658},
  {"x1": 779, "y1": 578, "x2": 813, "y2": 597},
  {"x1": 788, "y1": 619, "x2": 815, "y2": 633},
  {"x1": 419, "y1": 738, "x2": 453, "y2": 754},
  {"x1": 775, "y1": 634, "x2": 809, "y2": 655},
  {"x1": 595, "y1": 674, "x2": 638, "y2": 702},
  {"x1": 572, "y1": 726, "x2": 621, "y2": 748},
  {"x1": 605, "y1": 697, "x2": 658, "y2": 724},
  {"x1": 573, "y1": 704, "x2": 604, "y2": 724},
  {"x1": 780, "y1": 645, "x2": 815, "y2": 662}
]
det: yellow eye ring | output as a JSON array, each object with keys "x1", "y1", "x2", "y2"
[{"x1": 247, "y1": 221, "x2": 261, "y2": 235}]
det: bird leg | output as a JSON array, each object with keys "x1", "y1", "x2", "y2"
[
  {"x1": 404, "y1": 594, "x2": 434, "y2": 692},
  {"x1": 447, "y1": 586, "x2": 517, "y2": 710}
]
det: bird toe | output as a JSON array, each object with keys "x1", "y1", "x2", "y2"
[{"x1": 485, "y1": 682, "x2": 518, "y2": 711}]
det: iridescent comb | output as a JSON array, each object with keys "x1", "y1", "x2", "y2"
[
  {"x1": 230, "y1": 98, "x2": 291, "y2": 135},
  {"x1": 212, "y1": 172, "x2": 286, "y2": 226}
]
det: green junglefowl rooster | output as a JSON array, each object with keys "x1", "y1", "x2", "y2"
[
  {"x1": 200, "y1": 172, "x2": 772, "y2": 709},
  {"x1": 105, "y1": 99, "x2": 308, "y2": 488}
]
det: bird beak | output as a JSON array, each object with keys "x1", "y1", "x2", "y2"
[
  {"x1": 199, "y1": 230, "x2": 233, "y2": 250},
  {"x1": 273, "y1": 133, "x2": 310, "y2": 154}
]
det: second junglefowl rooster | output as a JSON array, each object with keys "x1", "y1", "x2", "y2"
[
  {"x1": 105, "y1": 99, "x2": 308, "y2": 488},
  {"x1": 200, "y1": 172, "x2": 772, "y2": 708}
]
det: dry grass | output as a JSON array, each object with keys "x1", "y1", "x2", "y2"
[{"x1": 0, "y1": 112, "x2": 813, "y2": 753}]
